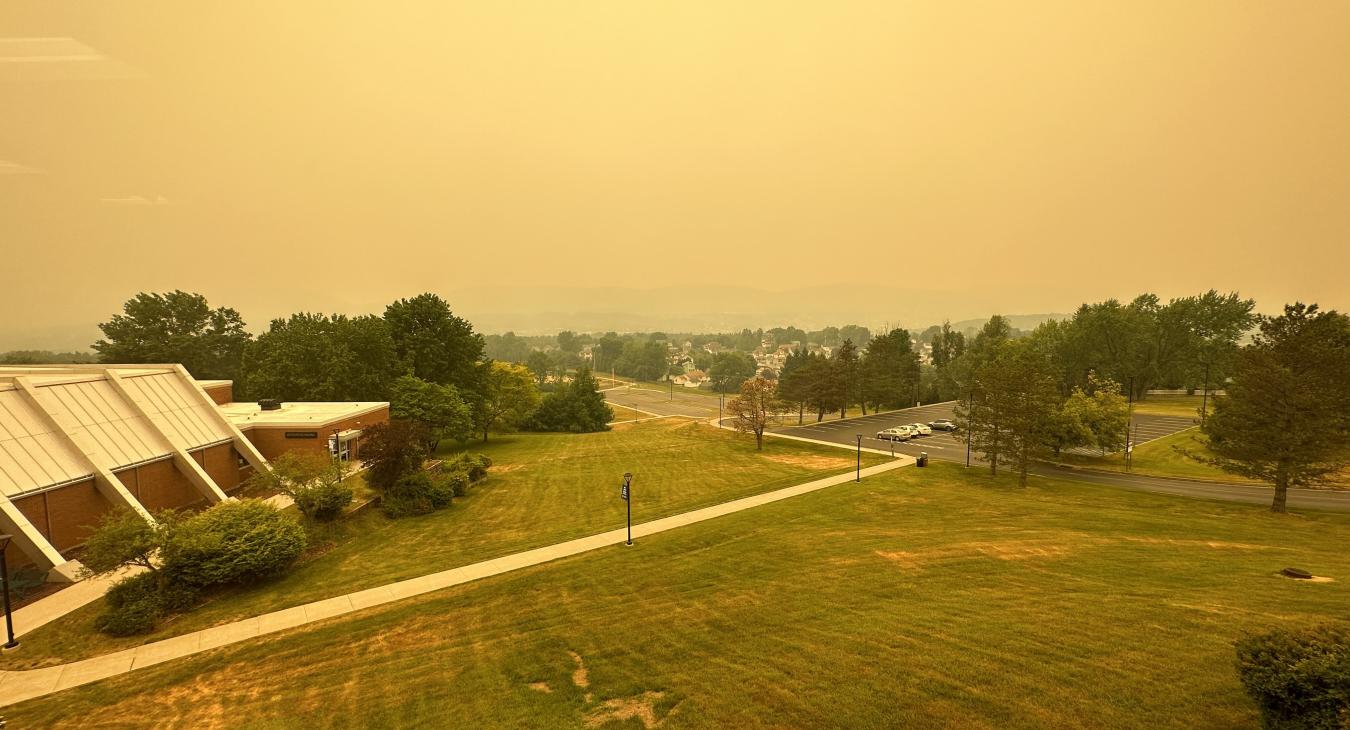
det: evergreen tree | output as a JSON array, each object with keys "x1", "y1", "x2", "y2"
[{"x1": 1201, "y1": 303, "x2": 1350, "y2": 512}]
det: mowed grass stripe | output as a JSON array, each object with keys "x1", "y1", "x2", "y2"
[
  {"x1": 2, "y1": 421, "x2": 884, "y2": 671},
  {"x1": 8, "y1": 462, "x2": 1348, "y2": 727}
]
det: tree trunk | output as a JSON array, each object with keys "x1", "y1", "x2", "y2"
[
  {"x1": 816, "y1": 407, "x2": 825, "y2": 422},
  {"x1": 798, "y1": 402, "x2": 804, "y2": 425},
  {"x1": 1271, "y1": 474, "x2": 1288, "y2": 513},
  {"x1": 755, "y1": 430, "x2": 763, "y2": 450},
  {"x1": 482, "y1": 425, "x2": 489, "y2": 442}
]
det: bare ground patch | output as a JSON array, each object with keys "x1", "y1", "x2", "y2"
[
  {"x1": 761, "y1": 454, "x2": 852, "y2": 470},
  {"x1": 1121, "y1": 537, "x2": 1282, "y2": 551},
  {"x1": 585, "y1": 691, "x2": 669, "y2": 728},
  {"x1": 875, "y1": 541, "x2": 1074, "y2": 571}
]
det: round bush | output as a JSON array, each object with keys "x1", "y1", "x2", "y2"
[
  {"x1": 97, "y1": 572, "x2": 166, "y2": 636},
  {"x1": 381, "y1": 471, "x2": 455, "y2": 518},
  {"x1": 161, "y1": 500, "x2": 308, "y2": 588},
  {"x1": 294, "y1": 479, "x2": 354, "y2": 522},
  {"x1": 1235, "y1": 623, "x2": 1350, "y2": 729}
]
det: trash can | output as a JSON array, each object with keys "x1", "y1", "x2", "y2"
[{"x1": 917, "y1": 452, "x2": 928, "y2": 467}]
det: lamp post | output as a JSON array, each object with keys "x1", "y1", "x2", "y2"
[
  {"x1": 621, "y1": 473, "x2": 633, "y2": 546},
  {"x1": 855, "y1": 435, "x2": 862, "y2": 482},
  {"x1": 719, "y1": 393, "x2": 724, "y2": 426},
  {"x1": 0, "y1": 535, "x2": 18, "y2": 650}
]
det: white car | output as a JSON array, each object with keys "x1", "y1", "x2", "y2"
[
  {"x1": 908, "y1": 423, "x2": 933, "y2": 436},
  {"x1": 876, "y1": 426, "x2": 914, "y2": 441}
]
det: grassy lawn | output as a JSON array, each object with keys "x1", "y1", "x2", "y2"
[
  {"x1": 1053, "y1": 428, "x2": 1261, "y2": 484},
  {"x1": 1132, "y1": 394, "x2": 1207, "y2": 419},
  {"x1": 2, "y1": 421, "x2": 882, "y2": 670},
  {"x1": 10, "y1": 462, "x2": 1349, "y2": 728},
  {"x1": 1055, "y1": 429, "x2": 1350, "y2": 490}
]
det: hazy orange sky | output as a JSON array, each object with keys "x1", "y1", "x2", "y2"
[{"x1": 2, "y1": 2, "x2": 1348, "y2": 348}]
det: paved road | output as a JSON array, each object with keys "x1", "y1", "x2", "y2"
[
  {"x1": 603, "y1": 384, "x2": 722, "y2": 419},
  {"x1": 775, "y1": 402, "x2": 1350, "y2": 512}
]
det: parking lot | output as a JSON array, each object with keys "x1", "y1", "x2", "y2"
[{"x1": 775, "y1": 402, "x2": 1200, "y2": 464}]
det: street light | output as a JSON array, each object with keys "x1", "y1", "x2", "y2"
[
  {"x1": 0, "y1": 534, "x2": 18, "y2": 651},
  {"x1": 855, "y1": 435, "x2": 862, "y2": 482},
  {"x1": 621, "y1": 473, "x2": 633, "y2": 546}
]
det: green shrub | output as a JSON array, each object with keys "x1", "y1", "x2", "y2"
[
  {"x1": 362, "y1": 421, "x2": 431, "y2": 490},
  {"x1": 293, "y1": 478, "x2": 354, "y2": 522},
  {"x1": 382, "y1": 471, "x2": 455, "y2": 518},
  {"x1": 447, "y1": 452, "x2": 492, "y2": 482},
  {"x1": 161, "y1": 500, "x2": 308, "y2": 588},
  {"x1": 1235, "y1": 624, "x2": 1350, "y2": 729},
  {"x1": 445, "y1": 470, "x2": 470, "y2": 497},
  {"x1": 97, "y1": 573, "x2": 165, "y2": 636}
]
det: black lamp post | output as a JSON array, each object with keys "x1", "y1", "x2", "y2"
[
  {"x1": 621, "y1": 473, "x2": 633, "y2": 546},
  {"x1": 855, "y1": 435, "x2": 862, "y2": 482},
  {"x1": 0, "y1": 534, "x2": 18, "y2": 650}
]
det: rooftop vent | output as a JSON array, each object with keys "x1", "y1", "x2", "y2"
[{"x1": 258, "y1": 399, "x2": 282, "y2": 411}]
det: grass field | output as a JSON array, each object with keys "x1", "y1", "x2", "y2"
[
  {"x1": 1055, "y1": 428, "x2": 1259, "y2": 483},
  {"x1": 10, "y1": 462, "x2": 1348, "y2": 728},
  {"x1": 1057, "y1": 428, "x2": 1350, "y2": 489},
  {"x1": 2, "y1": 421, "x2": 881, "y2": 670}
]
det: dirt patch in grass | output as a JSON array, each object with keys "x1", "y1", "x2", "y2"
[
  {"x1": 489, "y1": 463, "x2": 525, "y2": 474},
  {"x1": 1121, "y1": 537, "x2": 1278, "y2": 551},
  {"x1": 875, "y1": 541, "x2": 1073, "y2": 571},
  {"x1": 569, "y1": 651, "x2": 590, "y2": 689},
  {"x1": 529, "y1": 681, "x2": 553, "y2": 693},
  {"x1": 762, "y1": 454, "x2": 852, "y2": 470},
  {"x1": 585, "y1": 691, "x2": 669, "y2": 728}
]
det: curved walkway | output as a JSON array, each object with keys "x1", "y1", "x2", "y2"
[{"x1": 0, "y1": 456, "x2": 911, "y2": 708}]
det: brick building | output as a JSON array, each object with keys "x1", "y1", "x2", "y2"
[{"x1": 0, "y1": 365, "x2": 388, "y2": 580}]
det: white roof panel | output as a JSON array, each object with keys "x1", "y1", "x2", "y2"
[
  {"x1": 121, "y1": 373, "x2": 231, "y2": 449},
  {"x1": 0, "y1": 390, "x2": 92, "y2": 497},
  {"x1": 31, "y1": 379, "x2": 168, "y2": 469}
]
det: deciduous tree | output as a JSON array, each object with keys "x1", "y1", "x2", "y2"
[
  {"x1": 389, "y1": 375, "x2": 474, "y2": 448},
  {"x1": 474, "y1": 361, "x2": 541, "y2": 440},
  {"x1": 94, "y1": 291, "x2": 250, "y2": 380},
  {"x1": 383, "y1": 293, "x2": 484, "y2": 391},
  {"x1": 728, "y1": 377, "x2": 783, "y2": 449}
]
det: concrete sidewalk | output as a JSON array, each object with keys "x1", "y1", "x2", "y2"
[{"x1": 0, "y1": 457, "x2": 911, "y2": 708}]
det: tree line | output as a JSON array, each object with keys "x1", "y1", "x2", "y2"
[
  {"x1": 950, "y1": 299, "x2": 1349, "y2": 513},
  {"x1": 91, "y1": 290, "x2": 611, "y2": 440}
]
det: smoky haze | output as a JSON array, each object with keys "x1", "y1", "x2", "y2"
[{"x1": 2, "y1": 2, "x2": 1348, "y2": 350}]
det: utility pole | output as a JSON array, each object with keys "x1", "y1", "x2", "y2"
[
  {"x1": 964, "y1": 387, "x2": 974, "y2": 468},
  {"x1": 1200, "y1": 362, "x2": 1211, "y2": 425},
  {"x1": 1125, "y1": 376, "x2": 1135, "y2": 472}
]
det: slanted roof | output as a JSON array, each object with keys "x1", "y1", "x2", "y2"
[
  {"x1": 0, "y1": 389, "x2": 93, "y2": 497},
  {"x1": 0, "y1": 365, "x2": 239, "y2": 494}
]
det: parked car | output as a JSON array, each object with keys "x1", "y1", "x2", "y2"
[
  {"x1": 908, "y1": 423, "x2": 933, "y2": 436},
  {"x1": 876, "y1": 426, "x2": 914, "y2": 441},
  {"x1": 928, "y1": 419, "x2": 958, "y2": 432}
]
